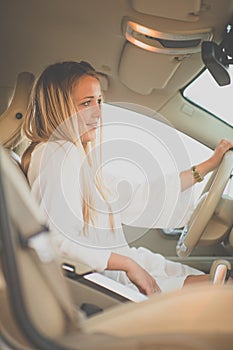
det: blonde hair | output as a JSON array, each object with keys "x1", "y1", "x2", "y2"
[{"x1": 21, "y1": 61, "x2": 114, "y2": 232}]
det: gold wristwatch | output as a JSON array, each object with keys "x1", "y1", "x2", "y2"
[{"x1": 191, "y1": 166, "x2": 204, "y2": 182}]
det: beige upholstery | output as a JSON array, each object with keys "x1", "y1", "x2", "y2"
[
  {"x1": 0, "y1": 72, "x2": 34, "y2": 154},
  {"x1": 0, "y1": 146, "x2": 81, "y2": 339},
  {"x1": 85, "y1": 284, "x2": 233, "y2": 336},
  {"x1": 1, "y1": 145, "x2": 233, "y2": 349}
]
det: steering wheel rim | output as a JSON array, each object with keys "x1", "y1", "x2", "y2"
[{"x1": 176, "y1": 150, "x2": 233, "y2": 257}]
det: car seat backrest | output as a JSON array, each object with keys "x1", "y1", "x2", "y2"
[{"x1": 0, "y1": 146, "x2": 81, "y2": 345}]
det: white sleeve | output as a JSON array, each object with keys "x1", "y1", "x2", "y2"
[
  {"x1": 104, "y1": 171, "x2": 195, "y2": 229},
  {"x1": 29, "y1": 142, "x2": 111, "y2": 272}
]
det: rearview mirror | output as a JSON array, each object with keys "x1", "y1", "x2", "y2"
[
  {"x1": 201, "y1": 41, "x2": 230, "y2": 86},
  {"x1": 201, "y1": 19, "x2": 233, "y2": 86}
]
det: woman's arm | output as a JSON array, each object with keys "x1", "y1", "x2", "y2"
[
  {"x1": 180, "y1": 139, "x2": 233, "y2": 192},
  {"x1": 107, "y1": 252, "x2": 161, "y2": 295}
]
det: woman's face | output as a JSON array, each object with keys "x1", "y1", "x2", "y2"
[{"x1": 73, "y1": 75, "x2": 102, "y2": 146}]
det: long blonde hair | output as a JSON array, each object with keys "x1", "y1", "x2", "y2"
[{"x1": 21, "y1": 61, "x2": 114, "y2": 231}]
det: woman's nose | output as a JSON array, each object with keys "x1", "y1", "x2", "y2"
[{"x1": 91, "y1": 104, "x2": 101, "y2": 118}]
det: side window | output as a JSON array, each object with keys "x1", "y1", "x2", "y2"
[{"x1": 102, "y1": 103, "x2": 213, "y2": 204}]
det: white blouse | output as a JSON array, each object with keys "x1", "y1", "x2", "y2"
[{"x1": 28, "y1": 140, "x2": 202, "y2": 292}]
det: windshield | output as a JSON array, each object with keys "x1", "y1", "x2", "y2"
[{"x1": 183, "y1": 66, "x2": 233, "y2": 127}]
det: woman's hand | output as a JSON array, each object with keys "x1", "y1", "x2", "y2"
[
  {"x1": 180, "y1": 138, "x2": 233, "y2": 191},
  {"x1": 207, "y1": 139, "x2": 233, "y2": 171},
  {"x1": 107, "y1": 252, "x2": 161, "y2": 296},
  {"x1": 125, "y1": 258, "x2": 161, "y2": 295}
]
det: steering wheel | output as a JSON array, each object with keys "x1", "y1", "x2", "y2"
[{"x1": 176, "y1": 150, "x2": 233, "y2": 257}]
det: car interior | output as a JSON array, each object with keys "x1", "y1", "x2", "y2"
[{"x1": 1, "y1": 0, "x2": 233, "y2": 349}]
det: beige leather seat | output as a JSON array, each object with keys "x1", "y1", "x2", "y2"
[
  {"x1": 1, "y1": 145, "x2": 233, "y2": 350},
  {"x1": 0, "y1": 70, "x2": 150, "y2": 314},
  {"x1": 0, "y1": 72, "x2": 35, "y2": 155}
]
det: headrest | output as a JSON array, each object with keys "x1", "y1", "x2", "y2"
[{"x1": 0, "y1": 72, "x2": 35, "y2": 151}]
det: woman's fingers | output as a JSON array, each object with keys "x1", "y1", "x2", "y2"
[
  {"x1": 126, "y1": 260, "x2": 161, "y2": 295},
  {"x1": 209, "y1": 139, "x2": 233, "y2": 170},
  {"x1": 217, "y1": 139, "x2": 233, "y2": 153}
]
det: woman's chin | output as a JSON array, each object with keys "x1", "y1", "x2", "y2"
[{"x1": 82, "y1": 130, "x2": 97, "y2": 144}]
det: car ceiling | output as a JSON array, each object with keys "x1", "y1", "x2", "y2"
[{"x1": 1, "y1": 0, "x2": 233, "y2": 117}]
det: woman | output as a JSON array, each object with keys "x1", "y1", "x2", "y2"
[{"x1": 21, "y1": 61, "x2": 233, "y2": 295}]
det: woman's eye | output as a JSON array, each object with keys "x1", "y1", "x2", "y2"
[
  {"x1": 82, "y1": 100, "x2": 91, "y2": 107},
  {"x1": 80, "y1": 98, "x2": 102, "y2": 108}
]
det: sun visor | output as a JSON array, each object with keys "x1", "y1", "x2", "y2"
[
  {"x1": 119, "y1": 43, "x2": 183, "y2": 94},
  {"x1": 119, "y1": 19, "x2": 212, "y2": 94}
]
